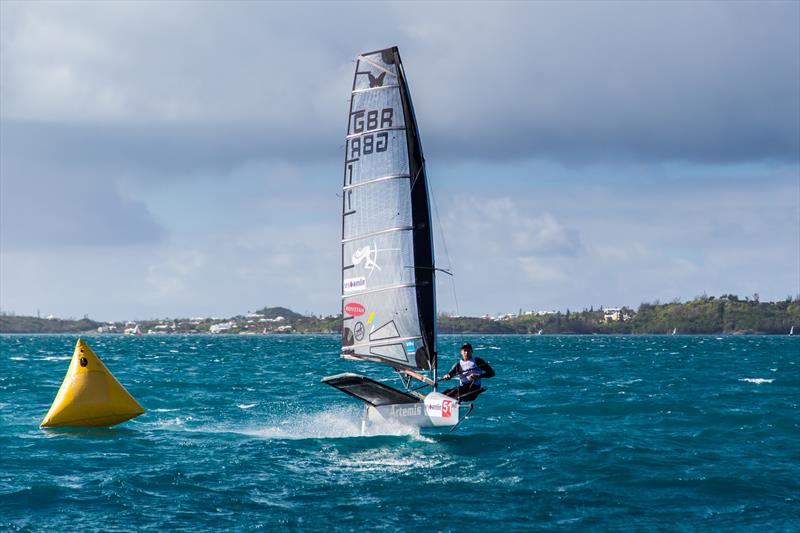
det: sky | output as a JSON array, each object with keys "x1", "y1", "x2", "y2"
[{"x1": 1, "y1": 0, "x2": 798, "y2": 321}]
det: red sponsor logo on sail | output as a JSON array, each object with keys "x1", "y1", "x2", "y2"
[
  {"x1": 344, "y1": 303, "x2": 365, "y2": 317},
  {"x1": 441, "y1": 400, "x2": 452, "y2": 418}
]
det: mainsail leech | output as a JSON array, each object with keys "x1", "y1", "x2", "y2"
[{"x1": 341, "y1": 47, "x2": 436, "y2": 372}]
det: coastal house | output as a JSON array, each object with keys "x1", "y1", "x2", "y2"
[
  {"x1": 603, "y1": 307, "x2": 632, "y2": 324},
  {"x1": 209, "y1": 321, "x2": 236, "y2": 334}
]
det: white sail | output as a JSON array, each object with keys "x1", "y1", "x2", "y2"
[{"x1": 340, "y1": 47, "x2": 436, "y2": 371}]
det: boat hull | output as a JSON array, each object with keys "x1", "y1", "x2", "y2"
[{"x1": 366, "y1": 392, "x2": 462, "y2": 428}]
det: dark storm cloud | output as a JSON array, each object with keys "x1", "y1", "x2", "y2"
[
  {"x1": 2, "y1": 1, "x2": 797, "y2": 166},
  {"x1": 406, "y1": 1, "x2": 800, "y2": 164}
]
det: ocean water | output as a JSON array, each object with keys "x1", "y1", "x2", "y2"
[{"x1": 1, "y1": 334, "x2": 798, "y2": 531}]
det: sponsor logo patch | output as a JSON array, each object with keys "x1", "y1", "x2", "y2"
[
  {"x1": 344, "y1": 302, "x2": 365, "y2": 317},
  {"x1": 405, "y1": 340, "x2": 416, "y2": 353},
  {"x1": 352, "y1": 244, "x2": 381, "y2": 277},
  {"x1": 391, "y1": 403, "x2": 421, "y2": 417},
  {"x1": 353, "y1": 321, "x2": 365, "y2": 342},
  {"x1": 367, "y1": 71, "x2": 386, "y2": 88},
  {"x1": 425, "y1": 398, "x2": 454, "y2": 418},
  {"x1": 343, "y1": 276, "x2": 366, "y2": 293}
]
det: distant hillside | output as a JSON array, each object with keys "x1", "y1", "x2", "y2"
[
  {"x1": 0, "y1": 315, "x2": 102, "y2": 334},
  {"x1": 254, "y1": 306, "x2": 306, "y2": 320},
  {"x1": 2, "y1": 296, "x2": 797, "y2": 335},
  {"x1": 441, "y1": 296, "x2": 800, "y2": 335}
]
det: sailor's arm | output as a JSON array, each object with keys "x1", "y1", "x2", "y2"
[
  {"x1": 476, "y1": 358, "x2": 495, "y2": 378},
  {"x1": 443, "y1": 361, "x2": 460, "y2": 379}
]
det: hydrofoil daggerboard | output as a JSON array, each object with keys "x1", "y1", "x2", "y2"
[{"x1": 322, "y1": 47, "x2": 473, "y2": 430}]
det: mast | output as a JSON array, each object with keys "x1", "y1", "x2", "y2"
[
  {"x1": 339, "y1": 46, "x2": 437, "y2": 375},
  {"x1": 395, "y1": 49, "x2": 437, "y2": 374}
]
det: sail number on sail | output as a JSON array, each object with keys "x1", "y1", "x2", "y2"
[{"x1": 349, "y1": 108, "x2": 394, "y2": 158}]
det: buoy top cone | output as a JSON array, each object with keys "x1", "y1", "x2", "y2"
[{"x1": 41, "y1": 339, "x2": 145, "y2": 427}]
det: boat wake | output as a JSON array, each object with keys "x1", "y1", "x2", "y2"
[{"x1": 233, "y1": 406, "x2": 422, "y2": 440}]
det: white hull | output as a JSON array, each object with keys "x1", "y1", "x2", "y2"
[
  {"x1": 365, "y1": 392, "x2": 465, "y2": 429},
  {"x1": 322, "y1": 374, "x2": 474, "y2": 432}
]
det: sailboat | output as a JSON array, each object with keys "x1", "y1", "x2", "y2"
[
  {"x1": 323, "y1": 47, "x2": 471, "y2": 430},
  {"x1": 124, "y1": 324, "x2": 142, "y2": 336},
  {"x1": 790, "y1": 326, "x2": 794, "y2": 336}
]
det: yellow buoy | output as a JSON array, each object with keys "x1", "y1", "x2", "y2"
[{"x1": 41, "y1": 339, "x2": 145, "y2": 427}]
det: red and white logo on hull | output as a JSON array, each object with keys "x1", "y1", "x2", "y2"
[
  {"x1": 344, "y1": 302, "x2": 365, "y2": 317},
  {"x1": 441, "y1": 400, "x2": 452, "y2": 418}
]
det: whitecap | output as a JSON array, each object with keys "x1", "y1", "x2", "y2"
[
  {"x1": 739, "y1": 378, "x2": 774, "y2": 384},
  {"x1": 153, "y1": 416, "x2": 190, "y2": 428},
  {"x1": 238, "y1": 403, "x2": 257, "y2": 409},
  {"x1": 332, "y1": 450, "x2": 440, "y2": 473}
]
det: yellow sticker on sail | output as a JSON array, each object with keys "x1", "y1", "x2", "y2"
[{"x1": 367, "y1": 311, "x2": 375, "y2": 324}]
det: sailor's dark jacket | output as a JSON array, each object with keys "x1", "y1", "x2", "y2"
[{"x1": 446, "y1": 357, "x2": 495, "y2": 380}]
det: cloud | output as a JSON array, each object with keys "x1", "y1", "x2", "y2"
[
  {"x1": 408, "y1": 2, "x2": 800, "y2": 164},
  {"x1": 519, "y1": 258, "x2": 568, "y2": 283},
  {"x1": 0, "y1": 1, "x2": 797, "y2": 319},
  {"x1": 428, "y1": 170, "x2": 798, "y2": 314},
  {"x1": 440, "y1": 196, "x2": 580, "y2": 260},
  {"x1": 433, "y1": 195, "x2": 579, "y2": 312},
  {"x1": 0, "y1": 153, "x2": 165, "y2": 248},
  {"x1": 1, "y1": 1, "x2": 797, "y2": 165},
  {"x1": 0, "y1": 220, "x2": 337, "y2": 321}
]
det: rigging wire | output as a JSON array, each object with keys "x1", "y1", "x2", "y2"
[{"x1": 426, "y1": 161, "x2": 465, "y2": 355}]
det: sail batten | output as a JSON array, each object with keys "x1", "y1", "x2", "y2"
[
  {"x1": 342, "y1": 174, "x2": 411, "y2": 191},
  {"x1": 342, "y1": 226, "x2": 413, "y2": 244},
  {"x1": 345, "y1": 126, "x2": 406, "y2": 140},
  {"x1": 344, "y1": 335, "x2": 424, "y2": 352},
  {"x1": 340, "y1": 47, "x2": 436, "y2": 371},
  {"x1": 341, "y1": 283, "x2": 417, "y2": 299},
  {"x1": 352, "y1": 84, "x2": 401, "y2": 94}
]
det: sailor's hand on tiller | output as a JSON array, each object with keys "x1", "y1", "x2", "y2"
[
  {"x1": 443, "y1": 374, "x2": 451, "y2": 380},
  {"x1": 468, "y1": 373, "x2": 480, "y2": 381}
]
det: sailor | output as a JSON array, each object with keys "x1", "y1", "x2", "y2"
[{"x1": 442, "y1": 343, "x2": 495, "y2": 401}]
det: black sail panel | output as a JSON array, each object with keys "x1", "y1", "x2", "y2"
[
  {"x1": 395, "y1": 50, "x2": 436, "y2": 371},
  {"x1": 340, "y1": 47, "x2": 436, "y2": 371}
]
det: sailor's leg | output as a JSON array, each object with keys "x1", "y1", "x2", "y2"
[
  {"x1": 445, "y1": 383, "x2": 482, "y2": 401},
  {"x1": 442, "y1": 386, "x2": 460, "y2": 399},
  {"x1": 458, "y1": 385, "x2": 486, "y2": 402}
]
